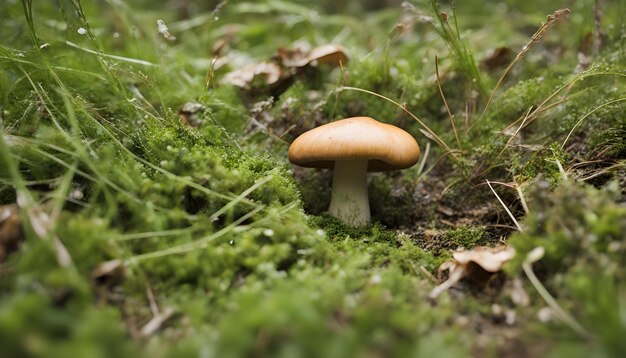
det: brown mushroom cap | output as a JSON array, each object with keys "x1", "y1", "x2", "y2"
[{"x1": 288, "y1": 116, "x2": 420, "y2": 172}]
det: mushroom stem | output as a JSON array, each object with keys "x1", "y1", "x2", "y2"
[{"x1": 328, "y1": 159, "x2": 370, "y2": 226}]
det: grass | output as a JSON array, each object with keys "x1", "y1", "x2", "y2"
[{"x1": 0, "y1": 0, "x2": 625, "y2": 356}]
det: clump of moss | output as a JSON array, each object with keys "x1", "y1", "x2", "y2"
[
  {"x1": 444, "y1": 225, "x2": 484, "y2": 249},
  {"x1": 507, "y1": 180, "x2": 626, "y2": 355},
  {"x1": 309, "y1": 214, "x2": 444, "y2": 272},
  {"x1": 0, "y1": 293, "x2": 138, "y2": 358},
  {"x1": 509, "y1": 180, "x2": 625, "y2": 274},
  {"x1": 588, "y1": 125, "x2": 626, "y2": 160},
  {"x1": 309, "y1": 214, "x2": 397, "y2": 245},
  {"x1": 211, "y1": 263, "x2": 469, "y2": 358},
  {"x1": 514, "y1": 142, "x2": 568, "y2": 184},
  {"x1": 2, "y1": 0, "x2": 626, "y2": 356}
]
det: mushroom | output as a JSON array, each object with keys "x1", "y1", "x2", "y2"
[{"x1": 288, "y1": 116, "x2": 420, "y2": 226}]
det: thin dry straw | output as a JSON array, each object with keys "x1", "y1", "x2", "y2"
[
  {"x1": 485, "y1": 180, "x2": 522, "y2": 231},
  {"x1": 486, "y1": 179, "x2": 588, "y2": 337},
  {"x1": 479, "y1": 9, "x2": 571, "y2": 121},
  {"x1": 435, "y1": 55, "x2": 461, "y2": 150},
  {"x1": 522, "y1": 262, "x2": 588, "y2": 338},
  {"x1": 561, "y1": 97, "x2": 626, "y2": 148}
]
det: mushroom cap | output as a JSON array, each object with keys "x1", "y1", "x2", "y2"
[{"x1": 288, "y1": 116, "x2": 420, "y2": 172}]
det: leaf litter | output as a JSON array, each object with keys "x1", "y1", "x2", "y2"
[
  {"x1": 222, "y1": 44, "x2": 347, "y2": 89},
  {"x1": 429, "y1": 245, "x2": 516, "y2": 300}
]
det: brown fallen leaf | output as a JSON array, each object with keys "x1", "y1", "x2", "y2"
[
  {"x1": 452, "y1": 245, "x2": 516, "y2": 272},
  {"x1": 212, "y1": 24, "x2": 243, "y2": 56},
  {"x1": 222, "y1": 62, "x2": 282, "y2": 89},
  {"x1": 178, "y1": 102, "x2": 205, "y2": 128},
  {"x1": 274, "y1": 47, "x2": 311, "y2": 68},
  {"x1": 274, "y1": 44, "x2": 348, "y2": 69},
  {"x1": 429, "y1": 245, "x2": 515, "y2": 300},
  {"x1": 306, "y1": 44, "x2": 348, "y2": 67},
  {"x1": 0, "y1": 204, "x2": 23, "y2": 262},
  {"x1": 480, "y1": 47, "x2": 513, "y2": 71}
]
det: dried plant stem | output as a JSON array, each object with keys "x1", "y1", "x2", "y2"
[
  {"x1": 579, "y1": 162, "x2": 625, "y2": 181},
  {"x1": 497, "y1": 106, "x2": 533, "y2": 158},
  {"x1": 485, "y1": 174, "x2": 588, "y2": 338},
  {"x1": 480, "y1": 9, "x2": 571, "y2": 121},
  {"x1": 499, "y1": 72, "x2": 624, "y2": 137},
  {"x1": 435, "y1": 55, "x2": 461, "y2": 150},
  {"x1": 417, "y1": 142, "x2": 431, "y2": 176},
  {"x1": 486, "y1": 180, "x2": 522, "y2": 231},
  {"x1": 522, "y1": 262, "x2": 589, "y2": 338},
  {"x1": 561, "y1": 97, "x2": 626, "y2": 148},
  {"x1": 514, "y1": 180, "x2": 529, "y2": 214},
  {"x1": 554, "y1": 158, "x2": 568, "y2": 180}
]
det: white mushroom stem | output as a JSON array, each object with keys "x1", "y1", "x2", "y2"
[{"x1": 328, "y1": 159, "x2": 370, "y2": 226}]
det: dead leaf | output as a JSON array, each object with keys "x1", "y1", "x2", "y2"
[
  {"x1": 0, "y1": 204, "x2": 23, "y2": 262},
  {"x1": 436, "y1": 205, "x2": 454, "y2": 217},
  {"x1": 429, "y1": 245, "x2": 516, "y2": 300},
  {"x1": 274, "y1": 47, "x2": 311, "y2": 68},
  {"x1": 222, "y1": 62, "x2": 281, "y2": 88},
  {"x1": 452, "y1": 245, "x2": 516, "y2": 272},
  {"x1": 220, "y1": 44, "x2": 347, "y2": 93},
  {"x1": 306, "y1": 44, "x2": 348, "y2": 67},
  {"x1": 274, "y1": 44, "x2": 348, "y2": 68},
  {"x1": 480, "y1": 47, "x2": 513, "y2": 71},
  {"x1": 210, "y1": 24, "x2": 243, "y2": 57},
  {"x1": 178, "y1": 102, "x2": 205, "y2": 128}
]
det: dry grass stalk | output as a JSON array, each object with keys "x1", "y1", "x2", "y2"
[
  {"x1": 435, "y1": 55, "x2": 462, "y2": 150},
  {"x1": 480, "y1": 9, "x2": 571, "y2": 120}
]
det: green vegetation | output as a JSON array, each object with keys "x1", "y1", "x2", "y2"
[{"x1": 0, "y1": 0, "x2": 624, "y2": 356}]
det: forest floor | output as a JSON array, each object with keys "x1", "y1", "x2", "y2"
[{"x1": 1, "y1": 0, "x2": 625, "y2": 357}]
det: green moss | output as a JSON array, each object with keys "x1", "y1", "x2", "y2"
[
  {"x1": 515, "y1": 142, "x2": 568, "y2": 184},
  {"x1": 509, "y1": 180, "x2": 625, "y2": 273},
  {"x1": 309, "y1": 214, "x2": 397, "y2": 244},
  {"x1": 589, "y1": 125, "x2": 626, "y2": 160},
  {"x1": 507, "y1": 180, "x2": 626, "y2": 355},
  {"x1": 444, "y1": 225, "x2": 484, "y2": 248},
  {"x1": 213, "y1": 268, "x2": 469, "y2": 358},
  {"x1": 0, "y1": 292, "x2": 139, "y2": 358},
  {"x1": 1, "y1": 0, "x2": 625, "y2": 356},
  {"x1": 309, "y1": 215, "x2": 443, "y2": 271}
]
